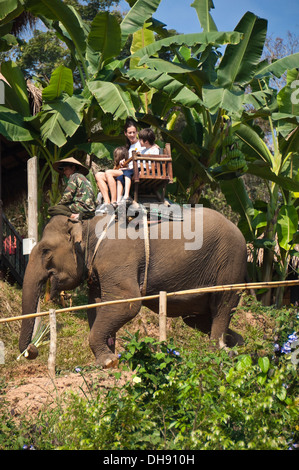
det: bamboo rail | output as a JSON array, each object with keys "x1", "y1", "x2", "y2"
[{"x1": 1, "y1": 279, "x2": 299, "y2": 325}]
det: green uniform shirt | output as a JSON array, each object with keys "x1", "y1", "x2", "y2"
[{"x1": 59, "y1": 172, "x2": 96, "y2": 215}]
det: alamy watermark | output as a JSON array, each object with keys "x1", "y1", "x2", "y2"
[
  {"x1": 291, "y1": 340, "x2": 299, "y2": 366},
  {"x1": 95, "y1": 203, "x2": 203, "y2": 251}
]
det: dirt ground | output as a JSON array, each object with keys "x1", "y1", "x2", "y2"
[
  {"x1": 2, "y1": 315, "x2": 172, "y2": 419},
  {"x1": 2, "y1": 304, "x2": 268, "y2": 421},
  {"x1": 3, "y1": 362, "x2": 133, "y2": 419}
]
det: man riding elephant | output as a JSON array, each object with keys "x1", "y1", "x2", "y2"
[{"x1": 48, "y1": 157, "x2": 96, "y2": 221}]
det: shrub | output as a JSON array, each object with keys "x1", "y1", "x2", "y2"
[{"x1": 29, "y1": 332, "x2": 298, "y2": 450}]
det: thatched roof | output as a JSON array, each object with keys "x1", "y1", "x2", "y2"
[
  {"x1": 10, "y1": 11, "x2": 37, "y2": 36},
  {"x1": 0, "y1": 73, "x2": 42, "y2": 115},
  {"x1": 26, "y1": 79, "x2": 42, "y2": 115}
]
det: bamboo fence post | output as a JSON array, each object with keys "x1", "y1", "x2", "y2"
[
  {"x1": 27, "y1": 157, "x2": 41, "y2": 336},
  {"x1": 48, "y1": 309, "x2": 57, "y2": 379},
  {"x1": 159, "y1": 291, "x2": 167, "y2": 342}
]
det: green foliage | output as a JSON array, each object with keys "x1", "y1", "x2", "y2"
[{"x1": 2, "y1": 309, "x2": 298, "y2": 451}]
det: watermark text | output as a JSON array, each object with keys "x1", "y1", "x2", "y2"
[{"x1": 95, "y1": 204, "x2": 203, "y2": 251}]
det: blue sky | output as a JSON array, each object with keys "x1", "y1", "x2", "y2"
[{"x1": 119, "y1": 0, "x2": 299, "y2": 41}]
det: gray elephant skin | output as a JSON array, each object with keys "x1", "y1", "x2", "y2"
[{"x1": 19, "y1": 208, "x2": 247, "y2": 368}]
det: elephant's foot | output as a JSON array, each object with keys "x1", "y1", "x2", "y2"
[
  {"x1": 218, "y1": 329, "x2": 244, "y2": 352},
  {"x1": 226, "y1": 328, "x2": 244, "y2": 347},
  {"x1": 96, "y1": 353, "x2": 119, "y2": 369},
  {"x1": 23, "y1": 343, "x2": 39, "y2": 360}
]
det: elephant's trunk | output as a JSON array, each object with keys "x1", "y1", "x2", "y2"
[{"x1": 19, "y1": 252, "x2": 48, "y2": 359}]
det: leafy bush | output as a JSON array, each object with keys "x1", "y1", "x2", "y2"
[
  {"x1": 1, "y1": 296, "x2": 298, "y2": 450},
  {"x1": 12, "y1": 330, "x2": 296, "y2": 451}
]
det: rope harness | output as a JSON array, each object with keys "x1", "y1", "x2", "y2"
[{"x1": 86, "y1": 211, "x2": 150, "y2": 296}]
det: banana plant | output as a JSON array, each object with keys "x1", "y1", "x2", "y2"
[
  {"x1": 221, "y1": 71, "x2": 299, "y2": 305},
  {"x1": 122, "y1": 2, "x2": 299, "y2": 201}
]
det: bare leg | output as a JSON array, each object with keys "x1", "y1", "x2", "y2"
[
  {"x1": 106, "y1": 169, "x2": 123, "y2": 203},
  {"x1": 117, "y1": 180, "x2": 124, "y2": 202},
  {"x1": 123, "y1": 176, "x2": 132, "y2": 198},
  {"x1": 95, "y1": 172, "x2": 110, "y2": 204}
]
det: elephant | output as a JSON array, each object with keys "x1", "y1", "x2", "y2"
[{"x1": 19, "y1": 206, "x2": 248, "y2": 368}]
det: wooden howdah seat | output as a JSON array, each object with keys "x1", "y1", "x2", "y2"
[{"x1": 132, "y1": 143, "x2": 173, "y2": 203}]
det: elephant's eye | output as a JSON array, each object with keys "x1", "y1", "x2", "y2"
[{"x1": 42, "y1": 248, "x2": 52, "y2": 260}]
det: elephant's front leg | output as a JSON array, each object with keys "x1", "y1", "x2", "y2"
[{"x1": 88, "y1": 280, "x2": 142, "y2": 368}]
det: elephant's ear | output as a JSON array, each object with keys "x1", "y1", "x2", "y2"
[{"x1": 68, "y1": 220, "x2": 83, "y2": 245}]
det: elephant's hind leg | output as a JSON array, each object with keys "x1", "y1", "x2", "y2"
[
  {"x1": 182, "y1": 313, "x2": 212, "y2": 334},
  {"x1": 210, "y1": 291, "x2": 242, "y2": 348}
]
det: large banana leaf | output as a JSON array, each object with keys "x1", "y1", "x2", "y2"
[
  {"x1": 0, "y1": 106, "x2": 37, "y2": 142},
  {"x1": 132, "y1": 31, "x2": 243, "y2": 62},
  {"x1": 0, "y1": 33, "x2": 18, "y2": 52},
  {"x1": 40, "y1": 94, "x2": 85, "y2": 147},
  {"x1": 130, "y1": 22, "x2": 156, "y2": 70},
  {"x1": 124, "y1": 68, "x2": 202, "y2": 108},
  {"x1": 130, "y1": 22, "x2": 156, "y2": 112},
  {"x1": 87, "y1": 12, "x2": 121, "y2": 67},
  {"x1": 0, "y1": 0, "x2": 23, "y2": 24},
  {"x1": 0, "y1": 60, "x2": 30, "y2": 116},
  {"x1": 87, "y1": 80, "x2": 136, "y2": 120},
  {"x1": 191, "y1": 0, "x2": 218, "y2": 32},
  {"x1": 246, "y1": 162, "x2": 299, "y2": 193},
  {"x1": 202, "y1": 85, "x2": 243, "y2": 114},
  {"x1": 42, "y1": 65, "x2": 73, "y2": 101},
  {"x1": 234, "y1": 123, "x2": 274, "y2": 165},
  {"x1": 120, "y1": 0, "x2": 161, "y2": 47},
  {"x1": 277, "y1": 205, "x2": 298, "y2": 251},
  {"x1": 220, "y1": 178, "x2": 255, "y2": 240},
  {"x1": 254, "y1": 52, "x2": 299, "y2": 79},
  {"x1": 274, "y1": 69, "x2": 299, "y2": 138},
  {"x1": 25, "y1": 0, "x2": 86, "y2": 57},
  {"x1": 217, "y1": 12, "x2": 267, "y2": 88}
]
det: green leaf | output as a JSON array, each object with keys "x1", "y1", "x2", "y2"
[
  {"x1": 88, "y1": 11, "x2": 121, "y2": 64},
  {"x1": 277, "y1": 205, "x2": 298, "y2": 251},
  {"x1": 0, "y1": 106, "x2": 37, "y2": 142},
  {"x1": 191, "y1": 0, "x2": 218, "y2": 32},
  {"x1": 0, "y1": 0, "x2": 23, "y2": 24},
  {"x1": 255, "y1": 52, "x2": 299, "y2": 79},
  {"x1": 130, "y1": 22, "x2": 156, "y2": 70},
  {"x1": 217, "y1": 12, "x2": 267, "y2": 88},
  {"x1": 0, "y1": 61, "x2": 30, "y2": 116},
  {"x1": 235, "y1": 123, "x2": 273, "y2": 163},
  {"x1": 276, "y1": 387, "x2": 287, "y2": 402},
  {"x1": 120, "y1": 0, "x2": 162, "y2": 47},
  {"x1": 258, "y1": 356, "x2": 270, "y2": 374},
  {"x1": 26, "y1": 0, "x2": 87, "y2": 56},
  {"x1": 87, "y1": 80, "x2": 136, "y2": 120},
  {"x1": 132, "y1": 31, "x2": 243, "y2": 61},
  {"x1": 236, "y1": 354, "x2": 252, "y2": 371},
  {"x1": 246, "y1": 162, "x2": 299, "y2": 192},
  {"x1": 42, "y1": 65, "x2": 73, "y2": 101},
  {"x1": 0, "y1": 33, "x2": 18, "y2": 52},
  {"x1": 124, "y1": 68, "x2": 201, "y2": 108},
  {"x1": 40, "y1": 94, "x2": 84, "y2": 147},
  {"x1": 220, "y1": 178, "x2": 255, "y2": 238},
  {"x1": 202, "y1": 85, "x2": 244, "y2": 114}
]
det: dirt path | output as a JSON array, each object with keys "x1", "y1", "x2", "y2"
[{"x1": 3, "y1": 362, "x2": 133, "y2": 419}]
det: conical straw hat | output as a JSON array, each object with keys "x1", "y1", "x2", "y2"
[{"x1": 53, "y1": 157, "x2": 89, "y2": 176}]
